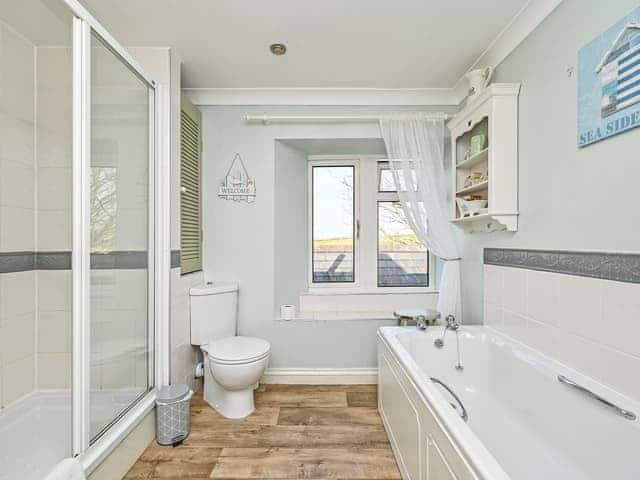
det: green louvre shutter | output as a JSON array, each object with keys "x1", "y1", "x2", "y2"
[{"x1": 180, "y1": 93, "x2": 202, "y2": 274}]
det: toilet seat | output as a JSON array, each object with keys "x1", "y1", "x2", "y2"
[{"x1": 207, "y1": 336, "x2": 271, "y2": 365}]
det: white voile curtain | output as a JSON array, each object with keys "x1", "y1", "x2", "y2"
[{"x1": 379, "y1": 114, "x2": 461, "y2": 321}]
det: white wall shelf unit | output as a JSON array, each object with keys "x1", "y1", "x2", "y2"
[{"x1": 447, "y1": 83, "x2": 520, "y2": 233}]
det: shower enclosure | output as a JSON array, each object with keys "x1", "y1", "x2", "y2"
[{"x1": 0, "y1": 1, "x2": 162, "y2": 478}]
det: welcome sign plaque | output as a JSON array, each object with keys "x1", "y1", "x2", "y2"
[{"x1": 218, "y1": 153, "x2": 256, "y2": 203}]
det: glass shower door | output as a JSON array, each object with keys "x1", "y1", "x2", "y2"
[{"x1": 88, "y1": 30, "x2": 154, "y2": 441}]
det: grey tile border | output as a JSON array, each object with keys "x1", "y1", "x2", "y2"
[
  {"x1": 36, "y1": 251, "x2": 72, "y2": 270},
  {"x1": 0, "y1": 252, "x2": 35, "y2": 273},
  {"x1": 90, "y1": 251, "x2": 148, "y2": 270},
  {"x1": 484, "y1": 248, "x2": 640, "y2": 284},
  {"x1": 0, "y1": 250, "x2": 150, "y2": 273}
]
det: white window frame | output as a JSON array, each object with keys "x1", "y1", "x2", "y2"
[
  {"x1": 307, "y1": 155, "x2": 435, "y2": 295},
  {"x1": 307, "y1": 158, "x2": 360, "y2": 289}
]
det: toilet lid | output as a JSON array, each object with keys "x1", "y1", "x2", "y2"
[{"x1": 207, "y1": 336, "x2": 271, "y2": 363}]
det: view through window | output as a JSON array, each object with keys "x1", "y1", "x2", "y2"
[
  {"x1": 310, "y1": 160, "x2": 428, "y2": 289},
  {"x1": 311, "y1": 165, "x2": 355, "y2": 283}
]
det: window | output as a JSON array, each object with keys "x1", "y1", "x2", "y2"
[
  {"x1": 180, "y1": 93, "x2": 202, "y2": 274},
  {"x1": 377, "y1": 202, "x2": 428, "y2": 287},
  {"x1": 309, "y1": 157, "x2": 430, "y2": 291},
  {"x1": 311, "y1": 165, "x2": 355, "y2": 283}
]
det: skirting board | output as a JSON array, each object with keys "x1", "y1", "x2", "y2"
[{"x1": 261, "y1": 368, "x2": 378, "y2": 384}]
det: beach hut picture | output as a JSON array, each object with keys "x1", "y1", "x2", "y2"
[{"x1": 596, "y1": 23, "x2": 640, "y2": 118}]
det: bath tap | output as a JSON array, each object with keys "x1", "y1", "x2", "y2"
[{"x1": 434, "y1": 315, "x2": 464, "y2": 371}]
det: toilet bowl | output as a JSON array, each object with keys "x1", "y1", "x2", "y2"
[{"x1": 201, "y1": 336, "x2": 271, "y2": 418}]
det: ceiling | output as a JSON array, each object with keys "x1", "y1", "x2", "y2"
[{"x1": 76, "y1": 0, "x2": 530, "y2": 89}]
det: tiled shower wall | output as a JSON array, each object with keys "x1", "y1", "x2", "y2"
[
  {"x1": 36, "y1": 46, "x2": 73, "y2": 391},
  {"x1": 0, "y1": 21, "x2": 37, "y2": 407},
  {"x1": 0, "y1": 24, "x2": 73, "y2": 408},
  {"x1": 484, "y1": 249, "x2": 640, "y2": 402}
]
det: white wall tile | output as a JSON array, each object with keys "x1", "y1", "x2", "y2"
[
  {"x1": 0, "y1": 206, "x2": 34, "y2": 251},
  {"x1": 37, "y1": 270, "x2": 71, "y2": 311},
  {"x1": 601, "y1": 280, "x2": 640, "y2": 358},
  {"x1": 170, "y1": 269, "x2": 203, "y2": 390},
  {"x1": 37, "y1": 167, "x2": 71, "y2": 211},
  {"x1": 0, "y1": 159, "x2": 35, "y2": 209},
  {"x1": 0, "y1": 24, "x2": 34, "y2": 123},
  {"x1": 0, "y1": 114, "x2": 34, "y2": 166},
  {"x1": 0, "y1": 312, "x2": 35, "y2": 363},
  {"x1": 2, "y1": 355, "x2": 35, "y2": 407},
  {"x1": 37, "y1": 209, "x2": 71, "y2": 250},
  {"x1": 0, "y1": 271, "x2": 35, "y2": 319},
  {"x1": 557, "y1": 274, "x2": 602, "y2": 341},
  {"x1": 483, "y1": 265, "x2": 503, "y2": 307},
  {"x1": 526, "y1": 269, "x2": 559, "y2": 326},
  {"x1": 556, "y1": 333, "x2": 603, "y2": 383},
  {"x1": 36, "y1": 126, "x2": 72, "y2": 168},
  {"x1": 502, "y1": 267, "x2": 527, "y2": 316},
  {"x1": 484, "y1": 265, "x2": 640, "y2": 402},
  {"x1": 38, "y1": 310, "x2": 70, "y2": 354},
  {"x1": 500, "y1": 310, "x2": 527, "y2": 343},
  {"x1": 38, "y1": 353, "x2": 70, "y2": 390},
  {"x1": 483, "y1": 300, "x2": 503, "y2": 328},
  {"x1": 525, "y1": 318, "x2": 559, "y2": 359}
]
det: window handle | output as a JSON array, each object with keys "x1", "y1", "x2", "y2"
[{"x1": 356, "y1": 220, "x2": 360, "y2": 240}]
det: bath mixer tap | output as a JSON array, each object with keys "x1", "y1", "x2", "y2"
[
  {"x1": 434, "y1": 315, "x2": 464, "y2": 370},
  {"x1": 434, "y1": 315, "x2": 459, "y2": 347}
]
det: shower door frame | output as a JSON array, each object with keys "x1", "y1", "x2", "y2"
[{"x1": 67, "y1": 0, "x2": 169, "y2": 472}]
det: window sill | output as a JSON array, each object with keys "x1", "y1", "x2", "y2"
[
  {"x1": 303, "y1": 287, "x2": 438, "y2": 296},
  {"x1": 277, "y1": 312, "x2": 397, "y2": 322}
]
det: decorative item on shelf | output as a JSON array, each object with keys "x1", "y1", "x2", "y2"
[
  {"x1": 464, "y1": 66, "x2": 493, "y2": 97},
  {"x1": 469, "y1": 134, "x2": 487, "y2": 156},
  {"x1": 463, "y1": 171, "x2": 488, "y2": 188},
  {"x1": 456, "y1": 197, "x2": 488, "y2": 218}
]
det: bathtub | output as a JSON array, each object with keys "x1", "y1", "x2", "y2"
[{"x1": 377, "y1": 326, "x2": 640, "y2": 480}]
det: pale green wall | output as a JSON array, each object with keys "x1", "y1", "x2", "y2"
[
  {"x1": 459, "y1": 0, "x2": 640, "y2": 323},
  {"x1": 274, "y1": 140, "x2": 308, "y2": 311},
  {"x1": 200, "y1": 105, "x2": 456, "y2": 368}
]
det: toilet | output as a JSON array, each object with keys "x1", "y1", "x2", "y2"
[{"x1": 189, "y1": 282, "x2": 270, "y2": 418}]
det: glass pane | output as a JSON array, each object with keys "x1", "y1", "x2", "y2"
[
  {"x1": 378, "y1": 161, "x2": 396, "y2": 192},
  {"x1": 0, "y1": 1, "x2": 74, "y2": 478},
  {"x1": 312, "y1": 166, "x2": 354, "y2": 283},
  {"x1": 378, "y1": 202, "x2": 428, "y2": 287},
  {"x1": 89, "y1": 31, "x2": 152, "y2": 441}
]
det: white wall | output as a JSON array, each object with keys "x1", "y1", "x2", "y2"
[
  {"x1": 459, "y1": 0, "x2": 640, "y2": 323},
  {"x1": 200, "y1": 105, "x2": 456, "y2": 369}
]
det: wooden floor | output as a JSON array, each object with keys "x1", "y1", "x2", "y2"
[{"x1": 124, "y1": 384, "x2": 401, "y2": 480}]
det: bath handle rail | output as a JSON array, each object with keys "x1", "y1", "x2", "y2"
[
  {"x1": 557, "y1": 374, "x2": 636, "y2": 421},
  {"x1": 430, "y1": 377, "x2": 468, "y2": 422}
]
